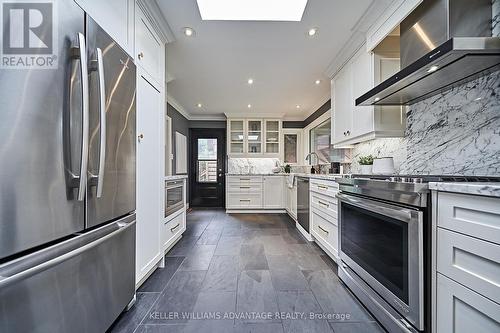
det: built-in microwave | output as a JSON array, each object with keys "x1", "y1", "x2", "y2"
[{"x1": 165, "y1": 180, "x2": 184, "y2": 218}]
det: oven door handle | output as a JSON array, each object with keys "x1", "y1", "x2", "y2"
[{"x1": 337, "y1": 193, "x2": 416, "y2": 223}]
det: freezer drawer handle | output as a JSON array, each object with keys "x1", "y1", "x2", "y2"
[
  {"x1": 0, "y1": 221, "x2": 135, "y2": 289},
  {"x1": 90, "y1": 47, "x2": 107, "y2": 198}
]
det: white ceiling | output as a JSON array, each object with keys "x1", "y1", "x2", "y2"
[{"x1": 158, "y1": 0, "x2": 373, "y2": 119}]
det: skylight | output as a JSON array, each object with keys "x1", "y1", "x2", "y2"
[{"x1": 196, "y1": 0, "x2": 308, "y2": 21}]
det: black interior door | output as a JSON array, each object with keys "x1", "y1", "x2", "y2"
[{"x1": 190, "y1": 128, "x2": 225, "y2": 207}]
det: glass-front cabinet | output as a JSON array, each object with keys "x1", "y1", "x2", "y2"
[
  {"x1": 264, "y1": 120, "x2": 280, "y2": 154},
  {"x1": 228, "y1": 119, "x2": 245, "y2": 154},
  {"x1": 227, "y1": 118, "x2": 281, "y2": 156},
  {"x1": 247, "y1": 120, "x2": 262, "y2": 154}
]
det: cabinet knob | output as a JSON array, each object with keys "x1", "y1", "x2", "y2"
[
  {"x1": 343, "y1": 131, "x2": 346, "y2": 136},
  {"x1": 138, "y1": 133, "x2": 144, "y2": 141},
  {"x1": 347, "y1": 130, "x2": 350, "y2": 136},
  {"x1": 138, "y1": 52, "x2": 144, "y2": 60}
]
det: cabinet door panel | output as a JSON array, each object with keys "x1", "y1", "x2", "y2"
[
  {"x1": 263, "y1": 177, "x2": 284, "y2": 208},
  {"x1": 351, "y1": 49, "x2": 374, "y2": 137},
  {"x1": 332, "y1": 68, "x2": 351, "y2": 144},
  {"x1": 136, "y1": 74, "x2": 162, "y2": 281},
  {"x1": 135, "y1": 8, "x2": 163, "y2": 85},
  {"x1": 76, "y1": 0, "x2": 133, "y2": 55}
]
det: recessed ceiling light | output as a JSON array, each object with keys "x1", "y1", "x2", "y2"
[
  {"x1": 296, "y1": 105, "x2": 301, "y2": 109},
  {"x1": 315, "y1": 79, "x2": 321, "y2": 85},
  {"x1": 247, "y1": 104, "x2": 252, "y2": 108},
  {"x1": 247, "y1": 78, "x2": 254, "y2": 85},
  {"x1": 196, "y1": 0, "x2": 308, "y2": 21},
  {"x1": 197, "y1": 103, "x2": 202, "y2": 108},
  {"x1": 182, "y1": 27, "x2": 195, "y2": 37},
  {"x1": 374, "y1": 97, "x2": 380, "y2": 102},
  {"x1": 427, "y1": 65, "x2": 439, "y2": 73},
  {"x1": 307, "y1": 27, "x2": 318, "y2": 37}
]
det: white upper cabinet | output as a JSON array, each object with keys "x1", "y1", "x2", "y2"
[
  {"x1": 75, "y1": 0, "x2": 134, "y2": 56},
  {"x1": 331, "y1": 43, "x2": 405, "y2": 147},
  {"x1": 135, "y1": 5, "x2": 164, "y2": 87},
  {"x1": 227, "y1": 118, "x2": 282, "y2": 157}
]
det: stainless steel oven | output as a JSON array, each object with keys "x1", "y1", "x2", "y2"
[
  {"x1": 165, "y1": 179, "x2": 184, "y2": 217},
  {"x1": 338, "y1": 193, "x2": 424, "y2": 331}
]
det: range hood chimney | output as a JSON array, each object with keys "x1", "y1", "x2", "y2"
[{"x1": 356, "y1": 0, "x2": 500, "y2": 106}]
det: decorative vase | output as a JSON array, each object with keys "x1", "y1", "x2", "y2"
[{"x1": 360, "y1": 164, "x2": 373, "y2": 175}]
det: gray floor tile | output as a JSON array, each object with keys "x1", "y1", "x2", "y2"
[
  {"x1": 240, "y1": 243, "x2": 269, "y2": 271},
  {"x1": 202, "y1": 256, "x2": 239, "y2": 291},
  {"x1": 236, "y1": 270, "x2": 280, "y2": 324},
  {"x1": 329, "y1": 322, "x2": 386, "y2": 333},
  {"x1": 303, "y1": 270, "x2": 374, "y2": 322},
  {"x1": 234, "y1": 323, "x2": 285, "y2": 333},
  {"x1": 267, "y1": 255, "x2": 310, "y2": 291},
  {"x1": 196, "y1": 229, "x2": 222, "y2": 245},
  {"x1": 261, "y1": 236, "x2": 289, "y2": 255},
  {"x1": 215, "y1": 236, "x2": 243, "y2": 255},
  {"x1": 166, "y1": 236, "x2": 199, "y2": 257},
  {"x1": 277, "y1": 291, "x2": 333, "y2": 333},
  {"x1": 193, "y1": 291, "x2": 237, "y2": 313},
  {"x1": 289, "y1": 244, "x2": 330, "y2": 271},
  {"x1": 144, "y1": 270, "x2": 206, "y2": 324},
  {"x1": 178, "y1": 245, "x2": 216, "y2": 271},
  {"x1": 280, "y1": 228, "x2": 307, "y2": 244},
  {"x1": 320, "y1": 255, "x2": 338, "y2": 273},
  {"x1": 109, "y1": 292, "x2": 159, "y2": 333},
  {"x1": 222, "y1": 227, "x2": 243, "y2": 237},
  {"x1": 138, "y1": 257, "x2": 185, "y2": 292}
]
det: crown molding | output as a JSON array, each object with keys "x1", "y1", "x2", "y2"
[
  {"x1": 137, "y1": 0, "x2": 176, "y2": 44},
  {"x1": 189, "y1": 114, "x2": 227, "y2": 121},
  {"x1": 166, "y1": 94, "x2": 192, "y2": 120},
  {"x1": 223, "y1": 112, "x2": 285, "y2": 119}
]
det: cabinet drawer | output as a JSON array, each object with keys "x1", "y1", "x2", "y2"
[
  {"x1": 437, "y1": 274, "x2": 500, "y2": 333},
  {"x1": 227, "y1": 183, "x2": 262, "y2": 193},
  {"x1": 311, "y1": 209, "x2": 338, "y2": 258},
  {"x1": 163, "y1": 212, "x2": 185, "y2": 250},
  {"x1": 227, "y1": 193, "x2": 262, "y2": 209},
  {"x1": 311, "y1": 192, "x2": 338, "y2": 220},
  {"x1": 437, "y1": 192, "x2": 500, "y2": 245},
  {"x1": 310, "y1": 179, "x2": 339, "y2": 197},
  {"x1": 437, "y1": 228, "x2": 500, "y2": 304},
  {"x1": 226, "y1": 176, "x2": 262, "y2": 184}
]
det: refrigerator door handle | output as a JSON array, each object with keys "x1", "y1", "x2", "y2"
[
  {"x1": 72, "y1": 32, "x2": 90, "y2": 201},
  {"x1": 95, "y1": 47, "x2": 106, "y2": 198},
  {"x1": 0, "y1": 220, "x2": 135, "y2": 289}
]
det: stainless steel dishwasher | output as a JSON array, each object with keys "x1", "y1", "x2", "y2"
[{"x1": 297, "y1": 177, "x2": 310, "y2": 233}]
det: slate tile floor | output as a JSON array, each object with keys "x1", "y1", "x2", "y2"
[{"x1": 108, "y1": 209, "x2": 386, "y2": 333}]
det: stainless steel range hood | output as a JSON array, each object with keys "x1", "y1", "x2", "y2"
[{"x1": 356, "y1": 0, "x2": 500, "y2": 106}]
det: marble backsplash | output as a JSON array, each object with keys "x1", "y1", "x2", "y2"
[
  {"x1": 227, "y1": 158, "x2": 280, "y2": 174},
  {"x1": 351, "y1": 70, "x2": 500, "y2": 176}
]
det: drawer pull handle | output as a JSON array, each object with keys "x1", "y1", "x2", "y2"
[
  {"x1": 240, "y1": 186, "x2": 251, "y2": 189},
  {"x1": 240, "y1": 178, "x2": 250, "y2": 181},
  {"x1": 318, "y1": 185, "x2": 328, "y2": 190},
  {"x1": 318, "y1": 226, "x2": 329, "y2": 234},
  {"x1": 240, "y1": 199, "x2": 251, "y2": 202},
  {"x1": 318, "y1": 201, "x2": 329, "y2": 208},
  {"x1": 170, "y1": 223, "x2": 180, "y2": 232}
]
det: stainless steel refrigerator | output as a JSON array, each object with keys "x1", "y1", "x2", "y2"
[{"x1": 0, "y1": 1, "x2": 136, "y2": 332}]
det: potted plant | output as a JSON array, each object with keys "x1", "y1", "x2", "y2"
[
  {"x1": 284, "y1": 164, "x2": 291, "y2": 174},
  {"x1": 358, "y1": 155, "x2": 374, "y2": 174}
]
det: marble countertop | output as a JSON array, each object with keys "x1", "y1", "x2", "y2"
[
  {"x1": 165, "y1": 175, "x2": 188, "y2": 180},
  {"x1": 429, "y1": 182, "x2": 500, "y2": 197},
  {"x1": 226, "y1": 173, "x2": 345, "y2": 181}
]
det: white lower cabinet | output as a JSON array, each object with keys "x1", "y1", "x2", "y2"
[
  {"x1": 310, "y1": 179, "x2": 339, "y2": 262},
  {"x1": 263, "y1": 176, "x2": 284, "y2": 208},
  {"x1": 434, "y1": 191, "x2": 500, "y2": 332},
  {"x1": 162, "y1": 211, "x2": 186, "y2": 251},
  {"x1": 226, "y1": 175, "x2": 287, "y2": 210},
  {"x1": 285, "y1": 182, "x2": 297, "y2": 220},
  {"x1": 135, "y1": 71, "x2": 163, "y2": 284},
  {"x1": 437, "y1": 274, "x2": 500, "y2": 333}
]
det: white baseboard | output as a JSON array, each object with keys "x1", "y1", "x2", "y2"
[
  {"x1": 225, "y1": 209, "x2": 287, "y2": 214},
  {"x1": 296, "y1": 222, "x2": 314, "y2": 241}
]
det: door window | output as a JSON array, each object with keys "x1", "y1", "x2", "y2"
[{"x1": 197, "y1": 138, "x2": 217, "y2": 183}]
